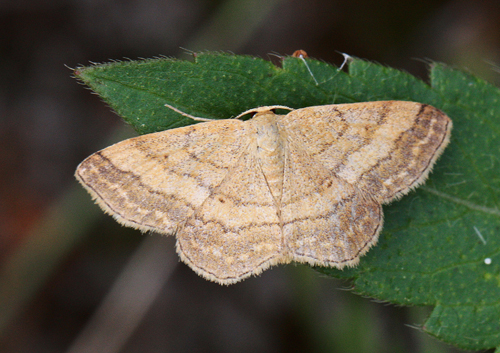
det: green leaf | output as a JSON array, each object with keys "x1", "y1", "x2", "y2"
[
  {"x1": 76, "y1": 53, "x2": 336, "y2": 134},
  {"x1": 75, "y1": 52, "x2": 500, "y2": 351}
]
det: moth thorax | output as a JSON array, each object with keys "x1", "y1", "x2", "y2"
[{"x1": 253, "y1": 112, "x2": 285, "y2": 205}]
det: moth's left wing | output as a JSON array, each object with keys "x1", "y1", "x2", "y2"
[
  {"x1": 75, "y1": 119, "x2": 249, "y2": 235},
  {"x1": 176, "y1": 145, "x2": 284, "y2": 285}
]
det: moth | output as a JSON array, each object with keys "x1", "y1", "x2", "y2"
[{"x1": 76, "y1": 101, "x2": 451, "y2": 284}]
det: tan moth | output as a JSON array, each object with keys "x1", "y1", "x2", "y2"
[{"x1": 76, "y1": 101, "x2": 451, "y2": 284}]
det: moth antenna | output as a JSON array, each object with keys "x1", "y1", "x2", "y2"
[
  {"x1": 164, "y1": 103, "x2": 213, "y2": 122},
  {"x1": 234, "y1": 105, "x2": 293, "y2": 120}
]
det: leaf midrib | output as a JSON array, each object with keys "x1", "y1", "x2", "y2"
[{"x1": 421, "y1": 186, "x2": 500, "y2": 216}]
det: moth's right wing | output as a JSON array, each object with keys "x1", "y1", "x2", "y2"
[
  {"x1": 280, "y1": 140, "x2": 383, "y2": 268},
  {"x1": 280, "y1": 101, "x2": 451, "y2": 203}
]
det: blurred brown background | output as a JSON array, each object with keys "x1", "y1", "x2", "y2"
[{"x1": 1, "y1": 0, "x2": 499, "y2": 352}]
